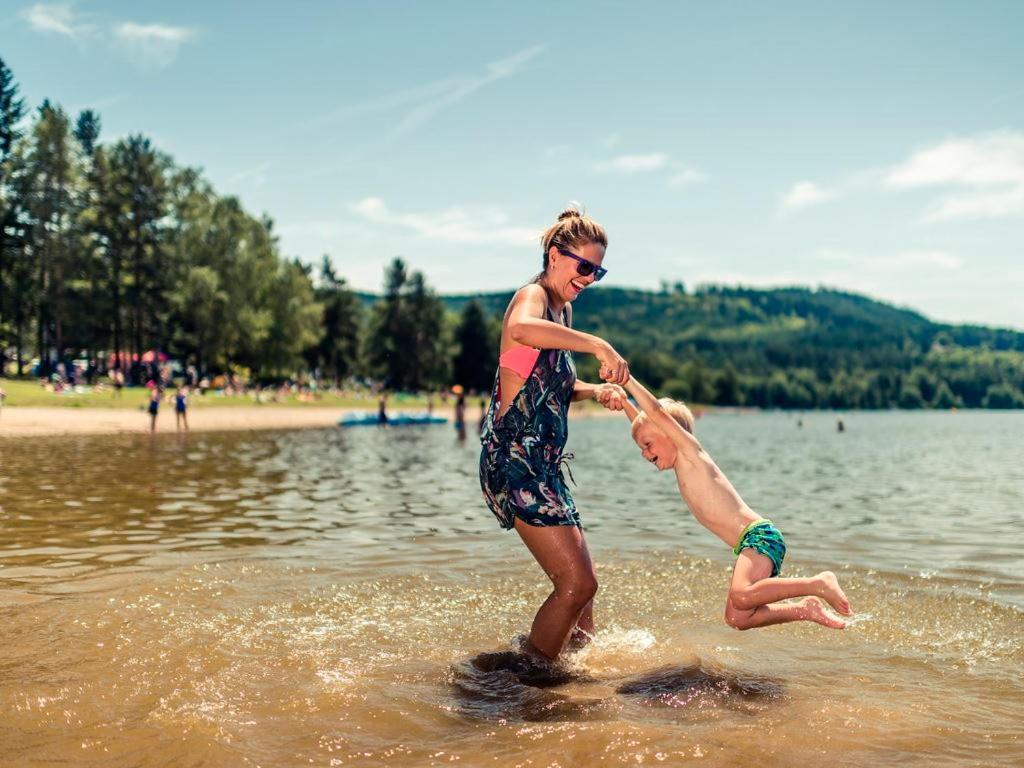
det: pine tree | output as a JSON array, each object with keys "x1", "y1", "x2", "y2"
[
  {"x1": 0, "y1": 58, "x2": 26, "y2": 373},
  {"x1": 452, "y1": 300, "x2": 497, "y2": 392},
  {"x1": 311, "y1": 255, "x2": 362, "y2": 385}
]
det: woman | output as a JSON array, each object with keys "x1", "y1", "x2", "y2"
[{"x1": 480, "y1": 207, "x2": 629, "y2": 661}]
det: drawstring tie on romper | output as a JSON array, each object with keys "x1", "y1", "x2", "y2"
[{"x1": 557, "y1": 452, "x2": 576, "y2": 486}]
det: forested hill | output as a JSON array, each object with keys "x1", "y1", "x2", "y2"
[{"x1": 441, "y1": 285, "x2": 1024, "y2": 409}]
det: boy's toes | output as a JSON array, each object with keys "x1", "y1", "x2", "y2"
[
  {"x1": 824, "y1": 613, "x2": 847, "y2": 630},
  {"x1": 805, "y1": 597, "x2": 846, "y2": 630}
]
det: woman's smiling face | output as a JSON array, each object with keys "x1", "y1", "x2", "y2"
[{"x1": 546, "y1": 242, "x2": 606, "y2": 304}]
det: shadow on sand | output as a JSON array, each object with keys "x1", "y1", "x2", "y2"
[
  {"x1": 450, "y1": 651, "x2": 784, "y2": 722},
  {"x1": 449, "y1": 650, "x2": 611, "y2": 722},
  {"x1": 615, "y1": 661, "x2": 784, "y2": 711}
]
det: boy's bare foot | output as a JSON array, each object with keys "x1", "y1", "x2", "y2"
[
  {"x1": 815, "y1": 571, "x2": 853, "y2": 615},
  {"x1": 800, "y1": 597, "x2": 846, "y2": 629}
]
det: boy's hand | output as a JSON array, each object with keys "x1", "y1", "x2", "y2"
[{"x1": 595, "y1": 383, "x2": 628, "y2": 411}]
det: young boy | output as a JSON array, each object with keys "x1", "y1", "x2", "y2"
[{"x1": 608, "y1": 373, "x2": 853, "y2": 630}]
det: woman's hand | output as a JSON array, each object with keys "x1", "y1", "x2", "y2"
[
  {"x1": 594, "y1": 341, "x2": 629, "y2": 385},
  {"x1": 594, "y1": 383, "x2": 628, "y2": 411}
]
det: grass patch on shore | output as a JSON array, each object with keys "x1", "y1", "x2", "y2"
[{"x1": 0, "y1": 379, "x2": 434, "y2": 410}]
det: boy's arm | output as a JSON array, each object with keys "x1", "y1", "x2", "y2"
[{"x1": 621, "y1": 376, "x2": 700, "y2": 454}]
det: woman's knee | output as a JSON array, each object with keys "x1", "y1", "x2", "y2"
[{"x1": 554, "y1": 569, "x2": 598, "y2": 608}]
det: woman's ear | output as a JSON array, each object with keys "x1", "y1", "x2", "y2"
[{"x1": 547, "y1": 245, "x2": 560, "y2": 268}]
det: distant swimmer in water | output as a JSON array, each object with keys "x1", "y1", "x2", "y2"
[
  {"x1": 837, "y1": 418, "x2": 845, "y2": 433},
  {"x1": 610, "y1": 371, "x2": 854, "y2": 630},
  {"x1": 377, "y1": 392, "x2": 389, "y2": 426}
]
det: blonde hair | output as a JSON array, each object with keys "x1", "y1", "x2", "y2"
[
  {"x1": 631, "y1": 398, "x2": 695, "y2": 437},
  {"x1": 539, "y1": 205, "x2": 608, "y2": 271}
]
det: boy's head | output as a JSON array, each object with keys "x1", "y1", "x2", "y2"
[{"x1": 630, "y1": 398, "x2": 695, "y2": 471}]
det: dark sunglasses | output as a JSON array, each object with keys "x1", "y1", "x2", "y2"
[{"x1": 557, "y1": 248, "x2": 608, "y2": 281}]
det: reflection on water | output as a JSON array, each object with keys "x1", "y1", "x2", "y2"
[{"x1": 1, "y1": 412, "x2": 1022, "y2": 766}]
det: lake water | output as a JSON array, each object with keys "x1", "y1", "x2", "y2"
[{"x1": 1, "y1": 411, "x2": 1022, "y2": 766}]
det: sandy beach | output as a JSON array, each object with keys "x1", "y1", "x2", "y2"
[
  {"x1": 0, "y1": 405, "x2": 365, "y2": 436},
  {"x1": 0, "y1": 402, "x2": 624, "y2": 437}
]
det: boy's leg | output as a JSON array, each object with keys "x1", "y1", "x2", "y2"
[
  {"x1": 729, "y1": 551, "x2": 852, "y2": 615},
  {"x1": 725, "y1": 551, "x2": 846, "y2": 630}
]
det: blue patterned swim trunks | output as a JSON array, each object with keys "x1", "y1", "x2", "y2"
[{"x1": 733, "y1": 519, "x2": 787, "y2": 577}]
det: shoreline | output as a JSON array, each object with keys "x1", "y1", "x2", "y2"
[{"x1": 0, "y1": 402, "x2": 626, "y2": 437}]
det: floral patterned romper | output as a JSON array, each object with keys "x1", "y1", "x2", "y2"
[{"x1": 479, "y1": 305, "x2": 580, "y2": 529}]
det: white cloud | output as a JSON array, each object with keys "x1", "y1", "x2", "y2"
[
  {"x1": 885, "y1": 131, "x2": 1024, "y2": 222},
  {"x1": 114, "y1": 21, "x2": 196, "y2": 68},
  {"x1": 921, "y1": 186, "x2": 1024, "y2": 222},
  {"x1": 595, "y1": 153, "x2": 669, "y2": 173},
  {"x1": 20, "y1": 3, "x2": 90, "y2": 38},
  {"x1": 380, "y1": 45, "x2": 543, "y2": 145},
  {"x1": 292, "y1": 44, "x2": 544, "y2": 171},
  {"x1": 780, "y1": 131, "x2": 1024, "y2": 221},
  {"x1": 885, "y1": 132, "x2": 1024, "y2": 188},
  {"x1": 668, "y1": 167, "x2": 708, "y2": 187},
  {"x1": 351, "y1": 197, "x2": 537, "y2": 246},
  {"x1": 780, "y1": 180, "x2": 839, "y2": 211}
]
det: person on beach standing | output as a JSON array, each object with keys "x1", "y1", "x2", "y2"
[
  {"x1": 148, "y1": 387, "x2": 161, "y2": 432},
  {"x1": 454, "y1": 387, "x2": 467, "y2": 441},
  {"x1": 479, "y1": 207, "x2": 628, "y2": 662},
  {"x1": 175, "y1": 386, "x2": 189, "y2": 432}
]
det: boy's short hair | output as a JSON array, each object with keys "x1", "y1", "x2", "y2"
[
  {"x1": 631, "y1": 397, "x2": 695, "y2": 436},
  {"x1": 662, "y1": 398, "x2": 695, "y2": 433}
]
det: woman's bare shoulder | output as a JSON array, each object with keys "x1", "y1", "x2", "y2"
[{"x1": 506, "y1": 283, "x2": 547, "y2": 313}]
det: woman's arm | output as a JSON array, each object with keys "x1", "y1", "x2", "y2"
[{"x1": 507, "y1": 285, "x2": 629, "y2": 383}]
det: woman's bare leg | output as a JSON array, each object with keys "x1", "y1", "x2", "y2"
[
  {"x1": 514, "y1": 519, "x2": 598, "y2": 660},
  {"x1": 567, "y1": 599, "x2": 595, "y2": 650}
]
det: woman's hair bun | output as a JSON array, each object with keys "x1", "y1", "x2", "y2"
[{"x1": 557, "y1": 208, "x2": 582, "y2": 221}]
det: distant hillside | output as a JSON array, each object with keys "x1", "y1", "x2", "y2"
[{"x1": 440, "y1": 285, "x2": 1024, "y2": 409}]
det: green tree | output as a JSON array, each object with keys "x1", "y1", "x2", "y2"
[
  {"x1": 404, "y1": 271, "x2": 444, "y2": 389},
  {"x1": 897, "y1": 379, "x2": 925, "y2": 409},
  {"x1": 108, "y1": 135, "x2": 168, "y2": 370},
  {"x1": 714, "y1": 362, "x2": 741, "y2": 405},
  {"x1": 22, "y1": 101, "x2": 84, "y2": 373},
  {"x1": 169, "y1": 265, "x2": 227, "y2": 375},
  {"x1": 259, "y1": 258, "x2": 322, "y2": 377},
  {"x1": 931, "y1": 380, "x2": 960, "y2": 409},
  {"x1": 71, "y1": 109, "x2": 103, "y2": 370},
  {"x1": 684, "y1": 359, "x2": 714, "y2": 404},
  {"x1": 452, "y1": 299, "x2": 497, "y2": 392},
  {"x1": 982, "y1": 383, "x2": 1024, "y2": 409},
  {"x1": 0, "y1": 57, "x2": 27, "y2": 372},
  {"x1": 366, "y1": 258, "x2": 412, "y2": 389},
  {"x1": 309, "y1": 255, "x2": 363, "y2": 385}
]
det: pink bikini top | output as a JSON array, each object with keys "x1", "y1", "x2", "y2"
[{"x1": 499, "y1": 345, "x2": 540, "y2": 379}]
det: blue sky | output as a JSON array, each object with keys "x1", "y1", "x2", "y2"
[{"x1": 4, "y1": 1, "x2": 1023, "y2": 328}]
